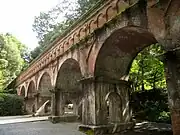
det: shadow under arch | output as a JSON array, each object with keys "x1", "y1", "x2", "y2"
[
  {"x1": 94, "y1": 26, "x2": 158, "y2": 80},
  {"x1": 27, "y1": 80, "x2": 36, "y2": 97},
  {"x1": 37, "y1": 72, "x2": 52, "y2": 111},
  {"x1": 55, "y1": 58, "x2": 83, "y2": 117},
  {"x1": 26, "y1": 81, "x2": 36, "y2": 114}
]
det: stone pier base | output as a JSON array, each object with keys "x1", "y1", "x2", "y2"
[
  {"x1": 171, "y1": 110, "x2": 180, "y2": 135},
  {"x1": 78, "y1": 122, "x2": 135, "y2": 135},
  {"x1": 48, "y1": 115, "x2": 79, "y2": 123}
]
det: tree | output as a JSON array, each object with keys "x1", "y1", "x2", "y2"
[
  {"x1": 0, "y1": 33, "x2": 29, "y2": 90},
  {"x1": 31, "y1": 0, "x2": 103, "y2": 59},
  {"x1": 129, "y1": 44, "x2": 166, "y2": 91}
]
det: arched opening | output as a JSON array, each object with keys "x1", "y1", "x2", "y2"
[
  {"x1": 44, "y1": 101, "x2": 51, "y2": 113},
  {"x1": 64, "y1": 100, "x2": 74, "y2": 115},
  {"x1": 20, "y1": 86, "x2": 25, "y2": 97},
  {"x1": 93, "y1": 26, "x2": 168, "y2": 125},
  {"x1": 38, "y1": 72, "x2": 52, "y2": 114},
  {"x1": 26, "y1": 81, "x2": 36, "y2": 114},
  {"x1": 20, "y1": 86, "x2": 26, "y2": 113},
  {"x1": 129, "y1": 44, "x2": 169, "y2": 123},
  {"x1": 105, "y1": 92, "x2": 122, "y2": 123},
  {"x1": 55, "y1": 58, "x2": 82, "y2": 118},
  {"x1": 95, "y1": 26, "x2": 157, "y2": 80}
]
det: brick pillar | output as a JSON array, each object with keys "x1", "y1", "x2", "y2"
[
  {"x1": 171, "y1": 110, "x2": 180, "y2": 135},
  {"x1": 49, "y1": 89, "x2": 56, "y2": 116},
  {"x1": 34, "y1": 92, "x2": 40, "y2": 110},
  {"x1": 163, "y1": 50, "x2": 180, "y2": 135},
  {"x1": 72, "y1": 100, "x2": 78, "y2": 115},
  {"x1": 80, "y1": 77, "x2": 132, "y2": 126},
  {"x1": 58, "y1": 91, "x2": 65, "y2": 116},
  {"x1": 80, "y1": 78, "x2": 96, "y2": 125}
]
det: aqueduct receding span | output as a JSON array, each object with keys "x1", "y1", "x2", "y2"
[{"x1": 16, "y1": 0, "x2": 180, "y2": 134}]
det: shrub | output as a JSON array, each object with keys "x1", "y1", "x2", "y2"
[
  {"x1": 130, "y1": 88, "x2": 171, "y2": 123},
  {"x1": 0, "y1": 93, "x2": 24, "y2": 116}
]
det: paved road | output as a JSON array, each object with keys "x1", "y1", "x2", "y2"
[
  {"x1": 0, "y1": 116, "x2": 172, "y2": 135},
  {"x1": 0, "y1": 116, "x2": 48, "y2": 124},
  {"x1": 0, "y1": 121, "x2": 85, "y2": 135}
]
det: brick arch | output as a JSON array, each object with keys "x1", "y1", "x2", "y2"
[
  {"x1": 20, "y1": 85, "x2": 26, "y2": 97},
  {"x1": 55, "y1": 58, "x2": 83, "y2": 116},
  {"x1": 55, "y1": 58, "x2": 82, "y2": 91},
  {"x1": 105, "y1": 92, "x2": 122, "y2": 123},
  {"x1": 27, "y1": 80, "x2": 36, "y2": 97},
  {"x1": 36, "y1": 70, "x2": 53, "y2": 109},
  {"x1": 89, "y1": 26, "x2": 157, "y2": 80},
  {"x1": 37, "y1": 71, "x2": 53, "y2": 92},
  {"x1": 37, "y1": 70, "x2": 53, "y2": 90},
  {"x1": 26, "y1": 80, "x2": 36, "y2": 114},
  {"x1": 54, "y1": 54, "x2": 86, "y2": 84}
]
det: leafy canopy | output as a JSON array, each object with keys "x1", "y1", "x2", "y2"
[
  {"x1": 129, "y1": 44, "x2": 166, "y2": 91},
  {"x1": 31, "y1": 0, "x2": 102, "y2": 59},
  {"x1": 0, "y1": 33, "x2": 29, "y2": 90}
]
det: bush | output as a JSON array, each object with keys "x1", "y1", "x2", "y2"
[
  {"x1": 130, "y1": 89, "x2": 171, "y2": 123},
  {"x1": 0, "y1": 93, "x2": 24, "y2": 116}
]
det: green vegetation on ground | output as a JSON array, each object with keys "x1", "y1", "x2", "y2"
[
  {"x1": 0, "y1": 93, "x2": 24, "y2": 116},
  {"x1": 0, "y1": 33, "x2": 29, "y2": 116}
]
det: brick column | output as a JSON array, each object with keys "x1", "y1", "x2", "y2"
[
  {"x1": 79, "y1": 77, "x2": 132, "y2": 126},
  {"x1": 171, "y1": 109, "x2": 180, "y2": 135},
  {"x1": 80, "y1": 78, "x2": 96, "y2": 125},
  {"x1": 79, "y1": 77, "x2": 134, "y2": 135},
  {"x1": 49, "y1": 89, "x2": 56, "y2": 116},
  {"x1": 163, "y1": 50, "x2": 180, "y2": 135},
  {"x1": 34, "y1": 92, "x2": 40, "y2": 111},
  {"x1": 58, "y1": 91, "x2": 65, "y2": 116}
]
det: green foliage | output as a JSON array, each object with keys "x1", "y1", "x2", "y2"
[
  {"x1": 31, "y1": 0, "x2": 103, "y2": 59},
  {"x1": 0, "y1": 93, "x2": 24, "y2": 116},
  {"x1": 129, "y1": 44, "x2": 170, "y2": 123},
  {"x1": 130, "y1": 89, "x2": 171, "y2": 123},
  {"x1": 79, "y1": 129, "x2": 94, "y2": 135},
  {"x1": 85, "y1": 130, "x2": 94, "y2": 135},
  {"x1": 158, "y1": 111, "x2": 171, "y2": 123},
  {"x1": 129, "y1": 44, "x2": 166, "y2": 91},
  {"x1": 0, "y1": 33, "x2": 29, "y2": 90}
]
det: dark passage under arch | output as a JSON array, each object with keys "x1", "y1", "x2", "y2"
[{"x1": 55, "y1": 58, "x2": 83, "y2": 117}]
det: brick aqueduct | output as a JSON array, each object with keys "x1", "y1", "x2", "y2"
[{"x1": 16, "y1": 0, "x2": 180, "y2": 134}]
